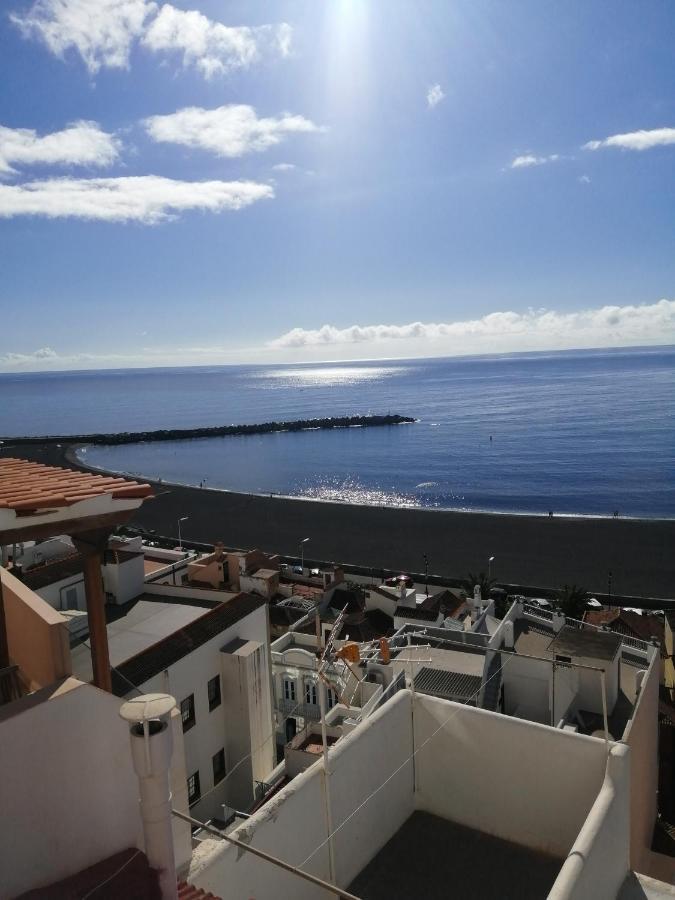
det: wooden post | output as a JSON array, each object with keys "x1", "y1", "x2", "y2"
[{"x1": 73, "y1": 531, "x2": 112, "y2": 693}]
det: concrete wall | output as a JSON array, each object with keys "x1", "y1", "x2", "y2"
[
  {"x1": 36, "y1": 573, "x2": 86, "y2": 611},
  {"x1": 413, "y1": 693, "x2": 611, "y2": 857},
  {"x1": 2, "y1": 567, "x2": 71, "y2": 690},
  {"x1": 103, "y1": 554, "x2": 145, "y2": 604},
  {"x1": 137, "y1": 603, "x2": 273, "y2": 824},
  {"x1": 623, "y1": 654, "x2": 660, "y2": 873},
  {"x1": 143, "y1": 582, "x2": 235, "y2": 603},
  {"x1": 0, "y1": 679, "x2": 142, "y2": 898},
  {"x1": 220, "y1": 640, "x2": 275, "y2": 811},
  {"x1": 189, "y1": 691, "x2": 415, "y2": 899},
  {"x1": 549, "y1": 745, "x2": 631, "y2": 900}
]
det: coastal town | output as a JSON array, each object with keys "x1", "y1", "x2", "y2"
[{"x1": 1, "y1": 455, "x2": 674, "y2": 899}]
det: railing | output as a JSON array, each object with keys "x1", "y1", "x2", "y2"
[
  {"x1": 565, "y1": 616, "x2": 652, "y2": 652},
  {"x1": 278, "y1": 698, "x2": 321, "y2": 720},
  {"x1": 522, "y1": 603, "x2": 555, "y2": 621}
]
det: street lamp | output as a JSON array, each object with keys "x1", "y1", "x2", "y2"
[
  {"x1": 488, "y1": 556, "x2": 495, "y2": 581},
  {"x1": 423, "y1": 554, "x2": 429, "y2": 597},
  {"x1": 178, "y1": 516, "x2": 189, "y2": 550},
  {"x1": 300, "y1": 537, "x2": 310, "y2": 573},
  {"x1": 608, "y1": 570, "x2": 613, "y2": 606}
]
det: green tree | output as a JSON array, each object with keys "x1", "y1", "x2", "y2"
[
  {"x1": 559, "y1": 584, "x2": 588, "y2": 620},
  {"x1": 465, "y1": 571, "x2": 496, "y2": 601}
]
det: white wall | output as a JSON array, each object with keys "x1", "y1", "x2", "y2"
[
  {"x1": 137, "y1": 603, "x2": 273, "y2": 823},
  {"x1": 189, "y1": 691, "x2": 415, "y2": 899},
  {"x1": 103, "y1": 555, "x2": 145, "y2": 605},
  {"x1": 549, "y1": 745, "x2": 631, "y2": 900},
  {"x1": 623, "y1": 654, "x2": 660, "y2": 873},
  {"x1": 36, "y1": 574, "x2": 86, "y2": 611},
  {"x1": 143, "y1": 582, "x2": 235, "y2": 603},
  {"x1": 1, "y1": 680, "x2": 143, "y2": 898},
  {"x1": 413, "y1": 693, "x2": 611, "y2": 857}
]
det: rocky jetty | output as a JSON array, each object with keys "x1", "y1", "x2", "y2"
[{"x1": 4, "y1": 413, "x2": 415, "y2": 446}]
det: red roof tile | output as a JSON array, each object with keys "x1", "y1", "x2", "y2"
[
  {"x1": 0, "y1": 458, "x2": 152, "y2": 512},
  {"x1": 177, "y1": 881, "x2": 222, "y2": 900}
]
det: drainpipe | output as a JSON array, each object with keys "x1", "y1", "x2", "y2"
[{"x1": 120, "y1": 694, "x2": 178, "y2": 900}]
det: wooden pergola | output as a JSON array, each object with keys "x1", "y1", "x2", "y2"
[{"x1": 0, "y1": 458, "x2": 153, "y2": 695}]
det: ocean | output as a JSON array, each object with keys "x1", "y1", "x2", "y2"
[{"x1": 1, "y1": 346, "x2": 673, "y2": 518}]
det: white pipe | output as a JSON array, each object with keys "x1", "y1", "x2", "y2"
[
  {"x1": 128, "y1": 720, "x2": 177, "y2": 900},
  {"x1": 318, "y1": 677, "x2": 337, "y2": 893}
]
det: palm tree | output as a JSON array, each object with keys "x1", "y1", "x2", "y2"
[
  {"x1": 464, "y1": 571, "x2": 496, "y2": 601},
  {"x1": 559, "y1": 584, "x2": 589, "y2": 620}
]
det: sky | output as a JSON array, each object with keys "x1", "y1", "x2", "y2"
[{"x1": 1, "y1": 0, "x2": 674, "y2": 372}]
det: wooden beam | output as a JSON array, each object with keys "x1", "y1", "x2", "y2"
[
  {"x1": 0, "y1": 508, "x2": 139, "y2": 546},
  {"x1": 72, "y1": 530, "x2": 113, "y2": 693}
]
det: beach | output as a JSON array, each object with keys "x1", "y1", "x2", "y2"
[{"x1": 3, "y1": 440, "x2": 673, "y2": 602}]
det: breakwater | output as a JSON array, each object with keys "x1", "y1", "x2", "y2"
[{"x1": 3, "y1": 413, "x2": 415, "y2": 446}]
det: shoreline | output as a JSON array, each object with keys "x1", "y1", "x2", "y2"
[
  {"x1": 2, "y1": 440, "x2": 672, "y2": 601},
  {"x1": 72, "y1": 443, "x2": 674, "y2": 524}
]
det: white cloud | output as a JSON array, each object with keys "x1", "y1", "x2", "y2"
[
  {"x1": 141, "y1": 4, "x2": 292, "y2": 78},
  {"x1": 0, "y1": 175, "x2": 273, "y2": 223},
  {"x1": 584, "y1": 127, "x2": 675, "y2": 152},
  {"x1": 269, "y1": 300, "x2": 675, "y2": 354},
  {"x1": 510, "y1": 153, "x2": 559, "y2": 169},
  {"x1": 144, "y1": 105, "x2": 322, "y2": 158},
  {"x1": 427, "y1": 84, "x2": 445, "y2": 109},
  {"x1": 272, "y1": 163, "x2": 297, "y2": 172},
  {"x1": 10, "y1": 0, "x2": 157, "y2": 73},
  {"x1": 11, "y1": 0, "x2": 291, "y2": 78},
  {"x1": 578, "y1": 174, "x2": 591, "y2": 184},
  {"x1": 0, "y1": 120, "x2": 120, "y2": 175}
]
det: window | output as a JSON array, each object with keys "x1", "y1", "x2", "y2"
[
  {"x1": 208, "y1": 675, "x2": 221, "y2": 711},
  {"x1": 326, "y1": 688, "x2": 336, "y2": 710},
  {"x1": 180, "y1": 694, "x2": 196, "y2": 732},
  {"x1": 283, "y1": 677, "x2": 296, "y2": 702},
  {"x1": 305, "y1": 680, "x2": 317, "y2": 706},
  {"x1": 212, "y1": 748, "x2": 226, "y2": 785},
  {"x1": 187, "y1": 770, "x2": 201, "y2": 805}
]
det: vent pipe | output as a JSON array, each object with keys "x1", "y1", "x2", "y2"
[{"x1": 120, "y1": 694, "x2": 178, "y2": 900}]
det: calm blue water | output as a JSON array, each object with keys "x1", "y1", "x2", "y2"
[{"x1": 1, "y1": 347, "x2": 673, "y2": 517}]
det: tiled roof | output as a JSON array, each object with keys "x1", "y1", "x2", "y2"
[
  {"x1": 584, "y1": 608, "x2": 665, "y2": 651},
  {"x1": 413, "y1": 666, "x2": 482, "y2": 702},
  {"x1": 394, "y1": 605, "x2": 441, "y2": 621},
  {"x1": 16, "y1": 848, "x2": 160, "y2": 900},
  {"x1": 112, "y1": 593, "x2": 266, "y2": 695},
  {"x1": 0, "y1": 458, "x2": 152, "y2": 512},
  {"x1": 20, "y1": 553, "x2": 84, "y2": 589},
  {"x1": 178, "y1": 881, "x2": 222, "y2": 900}
]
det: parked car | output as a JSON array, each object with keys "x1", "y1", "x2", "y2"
[
  {"x1": 310, "y1": 567, "x2": 321, "y2": 577},
  {"x1": 292, "y1": 564, "x2": 303, "y2": 575}
]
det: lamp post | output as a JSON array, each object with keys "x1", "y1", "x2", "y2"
[
  {"x1": 488, "y1": 556, "x2": 495, "y2": 581},
  {"x1": 608, "y1": 570, "x2": 612, "y2": 606},
  {"x1": 178, "y1": 516, "x2": 189, "y2": 551},
  {"x1": 423, "y1": 554, "x2": 429, "y2": 597},
  {"x1": 300, "y1": 537, "x2": 310, "y2": 574}
]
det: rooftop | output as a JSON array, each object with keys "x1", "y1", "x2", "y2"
[
  {"x1": 549, "y1": 624, "x2": 623, "y2": 661},
  {"x1": 69, "y1": 592, "x2": 265, "y2": 693},
  {"x1": 413, "y1": 667, "x2": 482, "y2": 703},
  {"x1": 0, "y1": 458, "x2": 152, "y2": 513},
  {"x1": 349, "y1": 811, "x2": 562, "y2": 900}
]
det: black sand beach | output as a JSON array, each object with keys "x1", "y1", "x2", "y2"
[{"x1": 3, "y1": 441, "x2": 673, "y2": 601}]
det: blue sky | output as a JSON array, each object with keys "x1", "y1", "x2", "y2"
[{"x1": 1, "y1": 0, "x2": 674, "y2": 371}]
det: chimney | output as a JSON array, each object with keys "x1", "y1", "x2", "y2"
[{"x1": 120, "y1": 694, "x2": 178, "y2": 900}]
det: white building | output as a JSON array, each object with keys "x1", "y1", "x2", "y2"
[{"x1": 68, "y1": 587, "x2": 276, "y2": 823}]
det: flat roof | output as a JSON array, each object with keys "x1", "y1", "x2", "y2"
[
  {"x1": 71, "y1": 597, "x2": 210, "y2": 683},
  {"x1": 349, "y1": 811, "x2": 562, "y2": 900},
  {"x1": 548, "y1": 625, "x2": 622, "y2": 661},
  {"x1": 414, "y1": 667, "x2": 482, "y2": 702}
]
